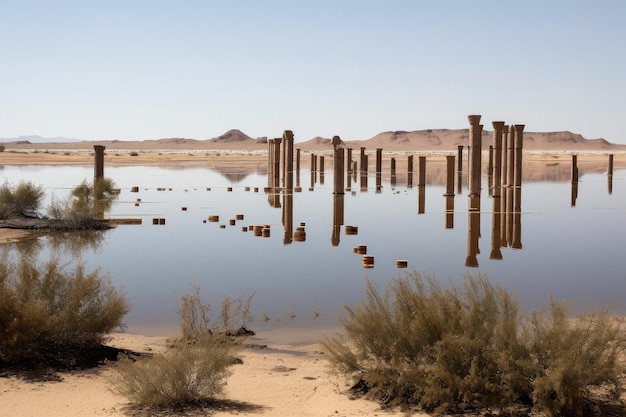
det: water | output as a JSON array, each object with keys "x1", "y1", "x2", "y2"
[{"x1": 1, "y1": 162, "x2": 624, "y2": 343}]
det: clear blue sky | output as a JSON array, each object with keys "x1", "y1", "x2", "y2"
[{"x1": 1, "y1": 1, "x2": 625, "y2": 143}]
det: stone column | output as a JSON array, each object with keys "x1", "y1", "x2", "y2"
[
  {"x1": 513, "y1": 125, "x2": 524, "y2": 189},
  {"x1": 444, "y1": 155, "x2": 455, "y2": 196},
  {"x1": 501, "y1": 125, "x2": 509, "y2": 189},
  {"x1": 418, "y1": 156, "x2": 426, "y2": 187},
  {"x1": 608, "y1": 154, "x2": 614, "y2": 194},
  {"x1": 333, "y1": 139, "x2": 345, "y2": 195},
  {"x1": 346, "y1": 148, "x2": 353, "y2": 175},
  {"x1": 375, "y1": 148, "x2": 383, "y2": 192},
  {"x1": 296, "y1": 148, "x2": 301, "y2": 171},
  {"x1": 283, "y1": 130, "x2": 294, "y2": 190},
  {"x1": 492, "y1": 122, "x2": 505, "y2": 197},
  {"x1": 407, "y1": 155, "x2": 414, "y2": 188},
  {"x1": 390, "y1": 157, "x2": 396, "y2": 187},
  {"x1": 467, "y1": 115, "x2": 482, "y2": 200},
  {"x1": 360, "y1": 147, "x2": 366, "y2": 173},
  {"x1": 94, "y1": 145, "x2": 106, "y2": 180},
  {"x1": 507, "y1": 125, "x2": 515, "y2": 188}
]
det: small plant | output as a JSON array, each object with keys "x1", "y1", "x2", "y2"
[
  {"x1": 110, "y1": 333, "x2": 236, "y2": 407},
  {"x1": 129, "y1": 151, "x2": 139, "y2": 156},
  {"x1": 0, "y1": 144, "x2": 5, "y2": 152},
  {"x1": 0, "y1": 256, "x2": 131, "y2": 364},
  {"x1": 322, "y1": 271, "x2": 625, "y2": 416},
  {"x1": 0, "y1": 180, "x2": 45, "y2": 219},
  {"x1": 111, "y1": 286, "x2": 253, "y2": 408}
]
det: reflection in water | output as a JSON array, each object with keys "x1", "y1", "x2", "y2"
[
  {"x1": 465, "y1": 196, "x2": 481, "y2": 267},
  {"x1": 332, "y1": 194, "x2": 344, "y2": 247},
  {"x1": 466, "y1": 185, "x2": 523, "y2": 268},
  {"x1": 490, "y1": 196, "x2": 503, "y2": 260},
  {"x1": 3, "y1": 155, "x2": 626, "y2": 337}
]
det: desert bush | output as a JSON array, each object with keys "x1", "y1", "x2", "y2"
[
  {"x1": 110, "y1": 333, "x2": 236, "y2": 406},
  {"x1": 0, "y1": 144, "x2": 5, "y2": 152},
  {"x1": 0, "y1": 180, "x2": 45, "y2": 218},
  {"x1": 524, "y1": 299, "x2": 624, "y2": 417},
  {"x1": 0, "y1": 256, "x2": 131, "y2": 363},
  {"x1": 48, "y1": 178, "x2": 118, "y2": 228},
  {"x1": 111, "y1": 287, "x2": 252, "y2": 407},
  {"x1": 322, "y1": 271, "x2": 625, "y2": 416}
]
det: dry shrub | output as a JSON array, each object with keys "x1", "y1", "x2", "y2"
[
  {"x1": 0, "y1": 256, "x2": 131, "y2": 363},
  {"x1": 110, "y1": 334, "x2": 236, "y2": 407},
  {"x1": 47, "y1": 178, "x2": 118, "y2": 228},
  {"x1": 322, "y1": 271, "x2": 625, "y2": 416},
  {"x1": 525, "y1": 299, "x2": 624, "y2": 417},
  {"x1": 111, "y1": 286, "x2": 252, "y2": 407},
  {"x1": 0, "y1": 180, "x2": 45, "y2": 218},
  {"x1": 178, "y1": 285, "x2": 254, "y2": 337}
]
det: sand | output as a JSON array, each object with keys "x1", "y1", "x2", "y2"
[{"x1": 0, "y1": 333, "x2": 428, "y2": 417}]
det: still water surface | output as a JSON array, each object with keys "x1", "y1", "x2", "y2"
[{"x1": 1, "y1": 163, "x2": 625, "y2": 342}]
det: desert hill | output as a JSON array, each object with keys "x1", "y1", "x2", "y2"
[{"x1": 2, "y1": 128, "x2": 624, "y2": 152}]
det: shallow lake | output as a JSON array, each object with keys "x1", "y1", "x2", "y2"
[{"x1": 1, "y1": 159, "x2": 625, "y2": 343}]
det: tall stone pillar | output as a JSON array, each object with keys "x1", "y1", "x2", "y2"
[
  {"x1": 273, "y1": 138, "x2": 281, "y2": 188},
  {"x1": 283, "y1": 130, "x2": 294, "y2": 190},
  {"x1": 608, "y1": 154, "x2": 614, "y2": 194},
  {"x1": 513, "y1": 125, "x2": 524, "y2": 189},
  {"x1": 296, "y1": 148, "x2": 301, "y2": 171},
  {"x1": 333, "y1": 137, "x2": 345, "y2": 195},
  {"x1": 407, "y1": 155, "x2": 414, "y2": 188},
  {"x1": 360, "y1": 147, "x2": 366, "y2": 173},
  {"x1": 467, "y1": 115, "x2": 482, "y2": 199},
  {"x1": 94, "y1": 145, "x2": 106, "y2": 180},
  {"x1": 418, "y1": 156, "x2": 426, "y2": 187},
  {"x1": 491, "y1": 122, "x2": 505, "y2": 197},
  {"x1": 501, "y1": 125, "x2": 509, "y2": 189},
  {"x1": 346, "y1": 148, "x2": 353, "y2": 175},
  {"x1": 444, "y1": 155, "x2": 455, "y2": 196},
  {"x1": 507, "y1": 125, "x2": 515, "y2": 188}
]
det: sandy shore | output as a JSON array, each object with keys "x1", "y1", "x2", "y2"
[{"x1": 0, "y1": 333, "x2": 428, "y2": 417}]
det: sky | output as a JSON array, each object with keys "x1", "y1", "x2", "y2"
[{"x1": 1, "y1": 1, "x2": 625, "y2": 144}]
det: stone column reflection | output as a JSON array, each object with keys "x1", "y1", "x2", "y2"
[
  {"x1": 466, "y1": 195, "x2": 481, "y2": 267},
  {"x1": 490, "y1": 195, "x2": 502, "y2": 260},
  {"x1": 332, "y1": 193, "x2": 345, "y2": 247}
]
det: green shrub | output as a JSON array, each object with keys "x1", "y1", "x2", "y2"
[
  {"x1": 0, "y1": 180, "x2": 45, "y2": 218},
  {"x1": 0, "y1": 256, "x2": 131, "y2": 363},
  {"x1": 0, "y1": 144, "x2": 5, "y2": 152},
  {"x1": 322, "y1": 271, "x2": 625, "y2": 416},
  {"x1": 111, "y1": 287, "x2": 252, "y2": 407}
]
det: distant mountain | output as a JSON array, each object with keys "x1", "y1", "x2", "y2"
[
  {"x1": 297, "y1": 129, "x2": 625, "y2": 152},
  {"x1": 0, "y1": 135, "x2": 81, "y2": 143},
  {"x1": 2, "y1": 129, "x2": 624, "y2": 151}
]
